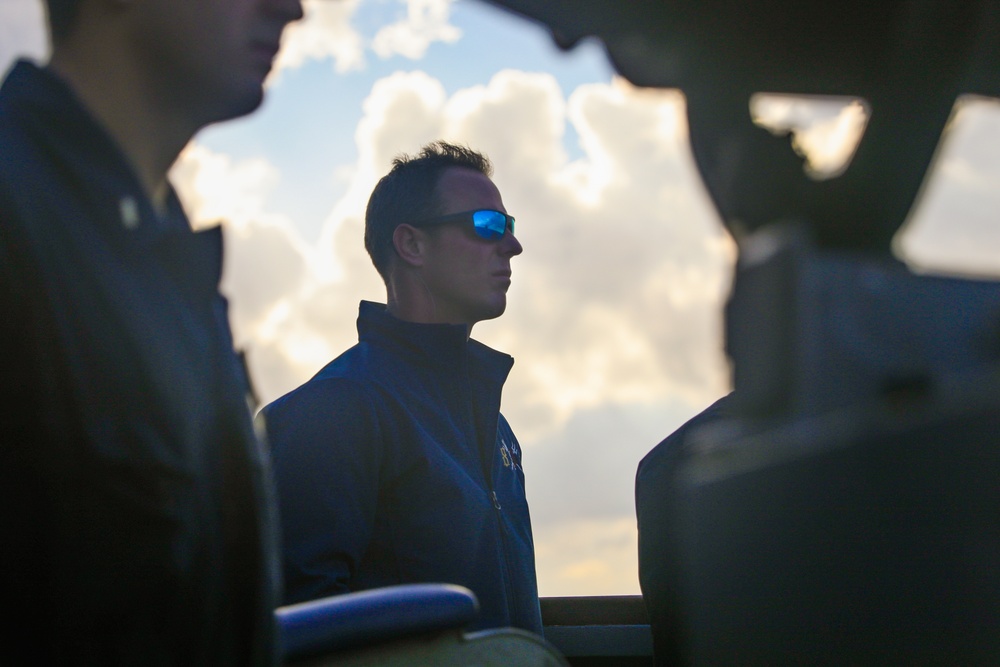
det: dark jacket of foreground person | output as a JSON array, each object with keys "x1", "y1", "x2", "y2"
[
  {"x1": 264, "y1": 300, "x2": 543, "y2": 634},
  {"x1": 0, "y1": 61, "x2": 281, "y2": 665},
  {"x1": 635, "y1": 393, "x2": 732, "y2": 666}
]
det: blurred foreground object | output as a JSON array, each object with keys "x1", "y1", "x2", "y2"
[
  {"x1": 277, "y1": 584, "x2": 566, "y2": 666},
  {"x1": 484, "y1": 0, "x2": 1000, "y2": 663},
  {"x1": 486, "y1": 0, "x2": 1000, "y2": 251}
]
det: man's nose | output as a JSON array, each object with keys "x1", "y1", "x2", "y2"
[
  {"x1": 267, "y1": 0, "x2": 305, "y2": 24},
  {"x1": 501, "y1": 231, "x2": 523, "y2": 257}
]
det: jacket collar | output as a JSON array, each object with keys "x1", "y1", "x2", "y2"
[
  {"x1": 356, "y1": 300, "x2": 514, "y2": 381},
  {"x1": 2, "y1": 60, "x2": 191, "y2": 243},
  {"x1": 2, "y1": 60, "x2": 224, "y2": 295}
]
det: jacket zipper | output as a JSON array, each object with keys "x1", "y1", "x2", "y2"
[{"x1": 489, "y1": 481, "x2": 520, "y2": 628}]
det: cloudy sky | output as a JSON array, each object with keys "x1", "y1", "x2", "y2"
[{"x1": 6, "y1": 0, "x2": 1000, "y2": 597}]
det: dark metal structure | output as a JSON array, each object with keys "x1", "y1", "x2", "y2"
[
  {"x1": 483, "y1": 2, "x2": 1000, "y2": 664},
  {"x1": 485, "y1": 0, "x2": 1000, "y2": 251}
]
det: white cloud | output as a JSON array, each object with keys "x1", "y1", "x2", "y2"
[
  {"x1": 9, "y1": 0, "x2": 1000, "y2": 595},
  {"x1": 169, "y1": 139, "x2": 384, "y2": 401},
  {"x1": 171, "y1": 144, "x2": 282, "y2": 231},
  {"x1": 171, "y1": 64, "x2": 734, "y2": 481},
  {"x1": 534, "y1": 517, "x2": 640, "y2": 596},
  {"x1": 7, "y1": 0, "x2": 734, "y2": 598},
  {"x1": 274, "y1": 0, "x2": 366, "y2": 74},
  {"x1": 0, "y1": 0, "x2": 364, "y2": 80},
  {"x1": 474, "y1": 77, "x2": 732, "y2": 436},
  {"x1": 0, "y1": 0, "x2": 364, "y2": 83},
  {"x1": 896, "y1": 97, "x2": 1000, "y2": 277},
  {"x1": 274, "y1": 70, "x2": 734, "y2": 438},
  {"x1": 169, "y1": 144, "x2": 315, "y2": 370},
  {"x1": 0, "y1": 0, "x2": 47, "y2": 74},
  {"x1": 447, "y1": 70, "x2": 569, "y2": 184},
  {"x1": 751, "y1": 94, "x2": 869, "y2": 178},
  {"x1": 742, "y1": 93, "x2": 1000, "y2": 278},
  {"x1": 354, "y1": 70, "x2": 449, "y2": 180},
  {"x1": 274, "y1": 0, "x2": 463, "y2": 77},
  {"x1": 1, "y1": 0, "x2": 464, "y2": 84},
  {"x1": 171, "y1": 69, "x2": 736, "y2": 595},
  {"x1": 371, "y1": 0, "x2": 461, "y2": 60},
  {"x1": 210, "y1": 68, "x2": 734, "y2": 437}
]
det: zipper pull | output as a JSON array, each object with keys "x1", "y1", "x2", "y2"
[{"x1": 491, "y1": 491, "x2": 501, "y2": 510}]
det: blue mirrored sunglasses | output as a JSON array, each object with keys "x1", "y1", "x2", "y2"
[{"x1": 411, "y1": 209, "x2": 515, "y2": 241}]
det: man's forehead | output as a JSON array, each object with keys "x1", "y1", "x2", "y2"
[{"x1": 436, "y1": 167, "x2": 505, "y2": 214}]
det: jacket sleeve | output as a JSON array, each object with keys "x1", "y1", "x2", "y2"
[{"x1": 261, "y1": 377, "x2": 384, "y2": 605}]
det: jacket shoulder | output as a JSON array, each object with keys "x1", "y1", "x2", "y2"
[{"x1": 636, "y1": 392, "x2": 734, "y2": 484}]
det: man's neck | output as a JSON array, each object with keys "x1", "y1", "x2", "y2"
[
  {"x1": 48, "y1": 49, "x2": 198, "y2": 208},
  {"x1": 385, "y1": 293, "x2": 475, "y2": 338}
]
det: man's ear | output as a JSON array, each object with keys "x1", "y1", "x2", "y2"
[{"x1": 392, "y1": 224, "x2": 427, "y2": 267}]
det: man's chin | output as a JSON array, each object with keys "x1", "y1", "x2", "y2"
[
  {"x1": 479, "y1": 302, "x2": 507, "y2": 323},
  {"x1": 204, "y1": 85, "x2": 265, "y2": 125}
]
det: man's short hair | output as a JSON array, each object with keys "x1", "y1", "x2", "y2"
[
  {"x1": 365, "y1": 141, "x2": 493, "y2": 280},
  {"x1": 44, "y1": 0, "x2": 81, "y2": 46}
]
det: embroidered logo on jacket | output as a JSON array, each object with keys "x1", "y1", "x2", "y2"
[{"x1": 499, "y1": 438, "x2": 522, "y2": 471}]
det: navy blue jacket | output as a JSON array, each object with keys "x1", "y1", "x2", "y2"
[
  {"x1": 0, "y1": 61, "x2": 280, "y2": 665},
  {"x1": 263, "y1": 301, "x2": 542, "y2": 633}
]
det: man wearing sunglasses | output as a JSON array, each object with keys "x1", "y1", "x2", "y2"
[
  {"x1": 0, "y1": 0, "x2": 302, "y2": 663},
  {"x1": 261, "y1": 141, "x2": 542, "y2": 634}
]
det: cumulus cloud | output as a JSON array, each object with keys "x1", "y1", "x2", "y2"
[
  {"x1": 226, "y1": 70, "x2": 734, "y2": 433},
  {"x1": 275, "y1": 0, "x2": 366, "y2": 75},
  {"x1": 191, "y1": 66, "x2": 734, "y2": 447},
  {"x1": 167, "y1": 69, "x2": 735, "y2": 595},
  {"x1": 171, "y1": 68, "x2": 736, "y2": 595},
  {"x1": 372, "y1": 0, "x2": 462, "y2": 60},
  {"x1": 354, "y1": 70, "x2": 450, "y2": 182},
  {"x1": 534, "y1": 517, "x2": 641, "y2": 596},
  {"x1": 7, "y1": 0, "x2": 1000, "y2": 593},
  {"x1": 273, "y1": 0, "x2": 462, "y2": 77},
  {"x1": 742, "y1": 93, "x2": 1000, "y2": 278},
  {"x1": 0, "y1": 0, "x2": 47, "y2": 73},
  {"x1": 896, "y1": 97, "x2": 1000, "y2": 277},
  {"x1": 227, "y1": 71, "x2": 733, "y2": 594},
  {"x1": 171, "y1": 144, "x2": 283, "y2": 231},
  {"x1": 0, "y1": 0, "x2": 463, "y2": 82},
  {"x1": 169, "y1": 143, "x2": 319, "y2": 400},
  {"x1": 468, "y1": 76, "x2": 733, "y2": 438},
  {"x1": 751, "y1": 94, "x2": 870, "y2": 179}
]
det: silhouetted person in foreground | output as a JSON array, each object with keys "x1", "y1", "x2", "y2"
[
  {"x1": 0, "y1": 0, "x2": 302, "y2": 663},
  {"x1": 261, "y1": 142, "x2": 543, "y2": 634},
  {"x1": 636, "y1": 393, "x2": 733, "y2": 665}
]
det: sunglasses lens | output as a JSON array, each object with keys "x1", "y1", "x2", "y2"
[{"x1": 472, "y1": 210, "x2": 511, "y2": 240}]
